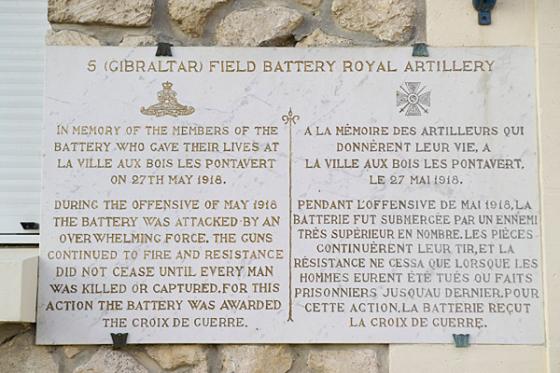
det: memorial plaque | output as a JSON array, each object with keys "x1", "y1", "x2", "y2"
[{"x1": 37, "y1": 47, "x2": 544, "y2": 344}]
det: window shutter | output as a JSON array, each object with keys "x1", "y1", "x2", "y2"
[{"x1": 0, "y1": 0, "x2": 48, "y2": 243}]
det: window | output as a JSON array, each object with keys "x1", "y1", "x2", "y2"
[{"x1": 0, "y1": 1, "x2": 48, "y2": 244}]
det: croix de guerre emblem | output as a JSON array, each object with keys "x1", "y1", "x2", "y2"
[
  {"x1": 141, "y1": 81, "x2": 195, "y2": 117},
  {"x1": 396, "y1": 82, "x2": 431, "y2": 116}
]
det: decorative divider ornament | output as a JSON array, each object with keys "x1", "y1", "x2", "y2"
[
  {"x1": 141, "y1": 81, "x2": 195, "y2": 117},
  {"x1": 283, "y1": 108, "x2": 299, "y2": 322}
]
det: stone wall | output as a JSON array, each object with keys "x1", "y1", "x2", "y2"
[
  {"x1": 6, "y1": 1, "x2": 424, "y2": 372},
  {"x1": 0, "y1": 324, "x2": 388, "y2": 373},
  {"x1": 46, "y1": 0, "x2": 424, "y2": 47}
]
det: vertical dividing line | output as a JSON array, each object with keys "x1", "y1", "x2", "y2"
[{"x1": 288, "y1": 122, "x2": 294, "y2": 322}]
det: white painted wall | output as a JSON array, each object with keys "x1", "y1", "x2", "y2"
[
  {"x1": 536, "y1": 1, "x2": 560, "y2": 372},
  {"x1": 390, "y1": 1, "x2": 559, "y2": 372},
  {"x1": 0, "y1": 249, "x2": 37, "y2": 322}
]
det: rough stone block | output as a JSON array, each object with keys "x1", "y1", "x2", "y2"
[
  {"x1": 74, "y1": 347, "x2": 148, "y2": 373},
  {"x1": 216, "y1": 7, "x2": 303, "y2": 46},
  {"x1": 169, "y1": 0, "x2": 229, "y2": 37},
  {"x1": 63, "y1": 346, "x2": 84, "y2": 359},
  {"x1": 331, "y1": 0, "x2": 416, "y2": 42},
  {"x1": 307, "y1": 346, "x2": 385, "y2": 373},
  {"x1": 220, "y1": 345, "x2": 293, "y2": 373},
  {"x1": 119, "y1": 34, "x2": 157, "y2": 47},
  {"x1": 0, "y1": 332, "x2": 57, "y2": 373},
  {"x1": 146, "y1": 344, "x2": 207, "y2": 370},
  {"x1": 296, "y1": 0, "x2": 323, "y2": 9},
  {"x1": 297, "y1": 29, "x2": 352, "y2": 47},
  {"x1": 0, "y1": 323, "x2": 30, "y2": 345},
  {"x1": 46, "y1": 30, "x2": 101, "y2": 46},
  {"x1": 48, "y1": 0, "x2": 155, "y2": 27}
]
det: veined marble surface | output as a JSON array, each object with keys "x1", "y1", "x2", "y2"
[{"x1": 37, "y1": 47, "x2": 543, "y2": 345}]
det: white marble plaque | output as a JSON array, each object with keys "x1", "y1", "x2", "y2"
[{"x1": 37, "y1": 47, "x2": 544, "y2": 345}]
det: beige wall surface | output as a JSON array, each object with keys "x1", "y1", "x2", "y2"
[
  {"x1": 426, "y1": 0, "x2": 535, "y2": 47},
  {"x1": 537, "y1": 0, "x2": 560, "y2": 372},
  {"x1": 389, "y1": 1, "x2": 559, "y2": 373},
  {"x1": 390, "y1": 345, "x2": 545, "y2": 373}
]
